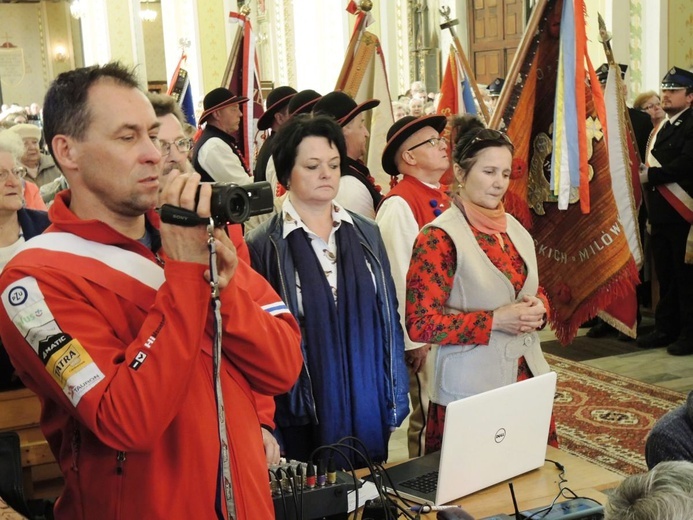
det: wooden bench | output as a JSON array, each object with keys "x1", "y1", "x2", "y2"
[{"x1": 0, "y1": 388, "x2": 62, "y2": 499}]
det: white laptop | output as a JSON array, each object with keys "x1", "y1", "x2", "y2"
[{"x1": 378, "y1": 371, "x2": 557, "y2": 505}]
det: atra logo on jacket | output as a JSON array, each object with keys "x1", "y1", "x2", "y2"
[{"x1": 2, "y1": 276, "x2": 105, "y2": 406}]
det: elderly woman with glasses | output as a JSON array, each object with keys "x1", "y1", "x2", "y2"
[
  {"x1": 0, "y1": 129, "x2": 50, "y2": 389},
  {"x1": 246, "y1": 114, "x2": 409, "y2": 467},
  {"x1": 634, "y1": 90, "x2": 666, "y2": 128},
  {"x1": 405, "y1": 115, "x2": 555, "y2": 453}
]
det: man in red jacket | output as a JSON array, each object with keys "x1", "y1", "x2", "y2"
[{"x1": 0, "y1": 63, "x2": 303, "y2": 520}]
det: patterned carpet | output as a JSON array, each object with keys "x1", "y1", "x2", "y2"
[{"x1": 547, "y1": 353, "x2": 686, "y2": 476}]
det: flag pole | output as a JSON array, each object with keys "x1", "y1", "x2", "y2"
[
  {"x1": 597, "y1": 12, "x2": 642, "y2": 165},
  {"x1": 336, "y1": 1, "x2": 371, "y2": 89},
  {"x1": 488, "y1": 0, "x2": 549, "y2": 129},
  {"x1": 439, "y1": 6, "x2": 490, "y2": 125},
  {"x1": 221, "y1": 6, "x2": 251, "y2": 87}
]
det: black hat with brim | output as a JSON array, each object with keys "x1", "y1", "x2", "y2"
[
  {"x1": 312, "y1": 91, "x2": 380, "y2": 127},
  {"x1": 381, "y1": 114, "x2": 447, "y2": 176},
  {"x1": 257, "y1": 86, "x2": 297, "y2": 130},
  {"x1": 199, "y1": 87, "x2": 248, "y2": 125},
  {"x1": 596, "y1": 63, "x2": 628, "y2": 83},
  {"x1": 287, "y1": 90, "x2": 322, "y2": 116},
  {"x1": 661, "y1": 66, "x2": 693, "y2": 89}
]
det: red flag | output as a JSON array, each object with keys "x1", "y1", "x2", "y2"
[
  {"x1": 225, "y1": 11, "x2": 264, "y2": 170},
  {"x1": 437, "y1": 46, "x2": 479, "y2": 185},
  {"x1": 167, "y1": 52, "x2": 197, "y2": 127}
]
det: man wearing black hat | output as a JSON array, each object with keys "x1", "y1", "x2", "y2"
[
  {"x1": 487, "y1": 77, "x2": 505, "y2": 114},
  {"x1": 313, "y1": 91, "x2": 382, "y2": 219},
  {"x1": 254, "y1": 86, "x2": 297, "y2": 183},
  {"x1": 192, "y1": 87, "x2": 252, "y2": 185},
  {"x1": 264, "y1": 89, "x2": 322, "y2": 197},
  {"x1": 375, "y1": 114, "x2": 450, "y2": 457},
  {"x1": 637, "y1": 66, "x2": 693, "y2": 355}
]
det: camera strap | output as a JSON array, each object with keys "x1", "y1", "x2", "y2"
[{"x1": 207, "y1": 219, "x2": 237, "y2": 520}]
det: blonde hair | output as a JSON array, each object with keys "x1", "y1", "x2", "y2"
[{"x1": 633, "y1": 91, "x2": 659, "y2": 110}]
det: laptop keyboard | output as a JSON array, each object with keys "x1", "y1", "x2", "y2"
[{"x1": 399, "y1": 471, "x2": 439, "y2": 494}]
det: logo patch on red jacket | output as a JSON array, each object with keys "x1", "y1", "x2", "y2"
[{"x1": 2, "y1": 276, "x2": 105, "y2": 406}]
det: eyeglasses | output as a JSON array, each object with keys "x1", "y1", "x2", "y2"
[
  {"x1": 641, "y1": 102, "x2": 661, "y2": 111},
  {"x1": 159, "y1": 138, "x2": 193, "y2": 156},
  {"x1": 457, "y1": 129, "x2": 514, "y2": 160},
  {"x1": 0, "y1": 167, "x2": 27, "y2": 181},
  {"x1": 407, "y1": 136, "x2": 448, "y2": 151}
]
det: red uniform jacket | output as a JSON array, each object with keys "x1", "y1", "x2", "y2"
[{"x1": 0, "y1": 192, "x2": 303, "y2": 520}]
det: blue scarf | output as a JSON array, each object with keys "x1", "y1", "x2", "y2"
[{"x1": 287, "y1": 223, "x2": 389, "y2": 465}]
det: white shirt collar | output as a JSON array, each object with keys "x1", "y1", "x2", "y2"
[{"x1": 280, "y1": 197, "x2": 354, "y2": 239}]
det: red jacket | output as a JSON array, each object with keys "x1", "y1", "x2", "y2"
[{"x1": 0, "y1": 192, "x2": 303, "y2": 520}]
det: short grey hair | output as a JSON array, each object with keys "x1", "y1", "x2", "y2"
[
  {"x1": 0, "y1": 129, "x2": 25, "y2": 162},
  {"x1": 605, "y1": 460, "x2": 693, "y2": 520}
]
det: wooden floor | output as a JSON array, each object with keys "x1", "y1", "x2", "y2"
[{"x1": 388, "y1": 316, "x2": 693, "y2": 463}]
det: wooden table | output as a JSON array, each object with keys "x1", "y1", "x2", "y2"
[{"x1": 365, "y1": 447, "x2": 622, "y2": 519}]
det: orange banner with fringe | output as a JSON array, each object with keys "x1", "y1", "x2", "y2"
[{"x1": 492, "y1": 0, "x2": 638, "y2": 344}]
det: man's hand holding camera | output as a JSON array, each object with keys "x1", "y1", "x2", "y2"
[{"x1": 160, "y1": 170, "x2": 238, "y2": 288}]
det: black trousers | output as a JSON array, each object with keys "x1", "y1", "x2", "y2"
[{"x1": 651, "y1": 221, "x2": 693, "y2": 340}]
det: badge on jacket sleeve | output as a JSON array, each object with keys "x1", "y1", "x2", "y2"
[{"x1": 2, "y1": 276, "x2": 105, "y2": 406}]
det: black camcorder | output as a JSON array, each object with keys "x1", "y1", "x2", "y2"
[
  {"x1": 203, "y1": 181, "x2": 274, "y2": 225},
  {"x1": 159, "y1": 181, "x2": 274, "y2": 227}
]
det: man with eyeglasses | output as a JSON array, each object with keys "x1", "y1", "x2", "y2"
[
  {"x1": 375, "y1": 114, "x2": 451, "y2": 458},
  {"x1": 147, "y1": 92, "x2": 283, "y2": 463},
  {"x1": 146, "y1": 93, "x2": 194, "y2": 179}
]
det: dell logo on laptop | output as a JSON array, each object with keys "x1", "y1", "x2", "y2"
[{"x1": 495, "y1": 428, "x2": 507, "y2": 443}]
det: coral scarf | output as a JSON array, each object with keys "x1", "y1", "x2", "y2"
[{"x1": 455, "y1": 195, "x2": 507, "y2": 234}]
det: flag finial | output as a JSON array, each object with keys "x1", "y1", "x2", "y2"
[
  {"x1": 597, "y1": 13, "x2": 611, "y2": 44},
  {"x1": 359, "y1": 0, "x2": 373, "y2": 12}
]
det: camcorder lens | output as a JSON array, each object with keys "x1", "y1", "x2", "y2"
[{"x1": 195, "y1": 181, "x2": 274, "y2": 226}]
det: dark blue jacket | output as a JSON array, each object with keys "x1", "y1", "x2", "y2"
[
  {"x1": 18, "y1": 208, "x2": 50, "y2": 240},
  {"x1": 246, "y1": 210, "x2": 409, "y2": 431}
]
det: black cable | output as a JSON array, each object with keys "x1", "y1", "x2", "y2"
[
  {"x1": 414, "y1": 371, "x2": 427, "y2": 458},
  {"x1": 333, "y1": 436, "x2": 407, "y2": 520},
  {"x1": 523, "y1": 459, "x2": 602, "y2": 519},
  {"x1": 310, "y1": 444, "x2": 361, "y2": 520},
  {"x1": 296, "y1": 463, "x2": 304, "y2": 520},
  {"x1": 277, "y1": 467, "x2": 300, "y2": 520},
  {"x1": 274, "y1": 467, "x2": 289, "y2": 520},
  {"x1": 372, "y1": 461, "x2": 417, "y2": 520}
]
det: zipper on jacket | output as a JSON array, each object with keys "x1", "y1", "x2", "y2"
[
  {"x1": 362, "y1": 241, "x2": 398, "y2": 426},
  {"x1": 70, "y1": 424, "x2": 80, "y2": 472},
  {"x1": 270, "y1": 235, "x2": 319, "y2": 423},
  {"x1": 116, "y1": 451, "x2": 126, "y2": 475}
]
